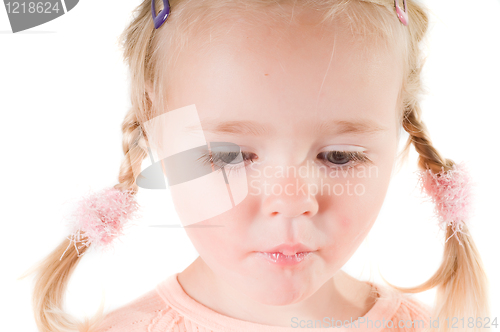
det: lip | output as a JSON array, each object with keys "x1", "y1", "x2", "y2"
[
  {"x1": 264, "y1": 243, "x2": 315, "y2": 256},
  {"x1": 257, "y1": 251, "x2": 313, "y2": 266}
]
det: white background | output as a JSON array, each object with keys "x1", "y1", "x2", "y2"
[{"x1": 1, "y1": 0, "x2": 499, "y2": 330}]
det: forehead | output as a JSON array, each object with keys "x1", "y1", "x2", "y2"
[{"x1": 165, "y1": 8, "x2": 403, "y2": 134}]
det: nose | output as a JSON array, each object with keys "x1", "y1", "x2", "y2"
[{"x1": 260, "y1": 171, "x2": 320, "y2": 219}]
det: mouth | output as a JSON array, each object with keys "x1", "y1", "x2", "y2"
[
  {"x1": 255, "y1": 243, "x2": 317, "y2": 266},
  {"x1": 264, "y1": 243, "x2": 316, "y2": 256},
  {"x1": 256, "y1": 251, "x2": 313, "y2": 266}
]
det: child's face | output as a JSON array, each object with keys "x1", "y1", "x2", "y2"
[{"x1": 160, "y1": 12, "x2": 402, "y2": 305}]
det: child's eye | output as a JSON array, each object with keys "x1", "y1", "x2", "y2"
[
  {"x1": 198, "y1": 151, "x2": 257, "y2": 176},
  {"x1": 214, "y1": 151, "x2": 257, "y2": 166},
  {"x1": 317, "y1": 151, "x2": 372, "y2": 170}
]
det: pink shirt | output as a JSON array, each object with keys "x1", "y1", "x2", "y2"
[{"x1": 94, "y1": 273, "x2": 432, "y2": 332}]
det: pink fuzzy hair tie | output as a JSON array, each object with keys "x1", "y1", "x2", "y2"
[
  {"x1": 60, "y1": 187, "x2": 141, "y2": 260},
  {"x1": 417, "y1": 161, "x2": 475, "y2": 246}
]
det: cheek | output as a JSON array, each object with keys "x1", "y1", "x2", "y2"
[
  {"x1": 184, "y1": 227, "x2": 234, "y2": 269},
  {"x1": 321, "y1": 165, "x2": 393, "y2": 261},
  {"x1": 337, "y1": 215, "x2": 373, "y2": 247},
  {"x1": 183, "y1": 206, "x2": 252, "y2": 263},
  {"x1": 321, "y1": 212, "x2": 374, "y2": 269}
]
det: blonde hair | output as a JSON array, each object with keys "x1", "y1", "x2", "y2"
[{"x1": 20, "y1": 1, "x2": 489, "y2": 331}]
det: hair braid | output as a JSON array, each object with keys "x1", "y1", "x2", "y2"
[
  {"x1": 20, "y1": 0, "x2": 157, "y2": 329},
  {"x1": 402, "y1": 107, "x2": 454, "y2": 174},
  {"x1": 19, "y1": 107, "x2": 150, "y2": 332},
  {"x1": 384, "y1": 104, "x2": 490, "y2": 332},
  {"x1": 114, "y1": 109, "x2": 149, "y2": 194}
]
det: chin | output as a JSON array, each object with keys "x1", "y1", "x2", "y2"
[
  {"x1": 251, "y1": 285, "x2": 310, "y2": 306},
  {"x1": 240, "y1": 274, "x2": 313, "y2": 306}
]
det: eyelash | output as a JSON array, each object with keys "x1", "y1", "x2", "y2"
[{"x1": 197, "y1": 150, "x2": 373, "y2": 176}]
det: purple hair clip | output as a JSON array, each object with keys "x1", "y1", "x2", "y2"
[
  {"x1": 394, "y1": 0, "x2": 409, "y2": 26},
  {"x1": 152, "y1": 0, "x2": 171, "y2": 29}
]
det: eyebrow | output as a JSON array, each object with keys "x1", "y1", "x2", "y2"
[
  {"x1": 187, "y1": 119, "x2": 387, "y2": 137},
  {"x1": 317, "y1": 119, "x2": 388, "y2": 137}
]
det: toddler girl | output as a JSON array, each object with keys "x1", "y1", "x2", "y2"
[{"x1": 26, "y1": 0, "x2": 490, "y2": 331}]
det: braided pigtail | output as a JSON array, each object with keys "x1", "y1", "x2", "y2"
[
  {"x1": 372, "y1": 2, "x2": 491, "y2": 330},
  {"x1": 388, "y1": 107, "x2": 490, "y2": 332},
  {"x1": 116, "y1": 111, "x2": 149, "y2": 194},
  {"x1": 19, "y1": 0, "x2": 158, "y2": 331},
  {"x1": 18, "y1": 109, "x2": 149, "y2": 332}
]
